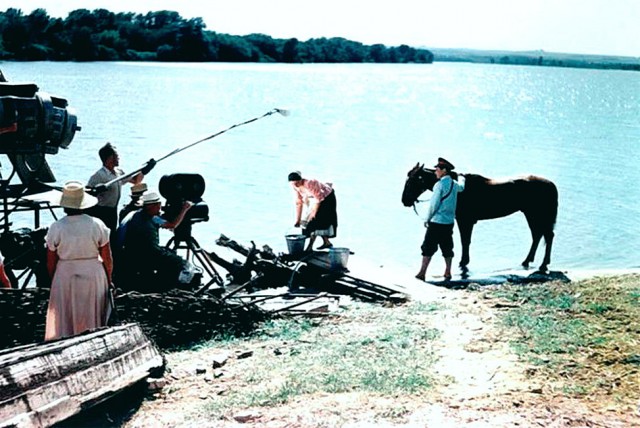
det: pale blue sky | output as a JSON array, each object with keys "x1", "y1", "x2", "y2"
[{"x1": 10, "y1": 0, "x2": 640, "y2": 57}]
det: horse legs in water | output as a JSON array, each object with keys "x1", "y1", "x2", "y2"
[
  {"x1": 523, "y1": 232, "x2": 554, "y2": 272},
  {"x1": 522, "y1": 230, "x2": 542, "y2": 269},
  {"x1": 539, "y1": 229, "x2": 554, "y2": 272},
  {"x1": 522, "y1": 213, "x2": 555, "y2": 272},
  {"x1": 457, "y1": 220, "x2": 474, "y2": 274}
]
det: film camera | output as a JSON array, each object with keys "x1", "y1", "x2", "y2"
[
  {"x1": 0, "y1": 80, "x2": 80, "y2": 184},
  {"x1": 159, "y1": 173, "x2": 223, "y2": 288},
  {"x1": 159, "y1": 173, "x2": 209, "y2": 241},
  {"x1": 0, "y1": 74, "x2": 80, "y2": 287}
]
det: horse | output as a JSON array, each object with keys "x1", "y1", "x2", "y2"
[{"x1": 401, "y1": 163, "x2": 558, "y2": 273}]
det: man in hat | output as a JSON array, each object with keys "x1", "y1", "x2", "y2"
[
  {"x1": 119, "y1": 190, "x2": 193, "y2": 291},
  {"x1": 87, "y1": 142, "x2": 156, "y2": 242},
  {"x1": 119, "y1": 182, "x2": 148, "y2": 224},
  {"x1": 415, "y1": 157, "x2": 465, "y2": 282}
]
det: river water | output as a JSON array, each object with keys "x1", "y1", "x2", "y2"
[{"x1": 1, "y1": 61, "x2": 638, "y2": 276}]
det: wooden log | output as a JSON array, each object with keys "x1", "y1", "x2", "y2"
[
  {"x1": 220, "y1": 273, "x2": 264, "y2": 300},
  {"x1": 0, "y1": 323, "x2": 164, "y2": 428},
  {"x1": 339, "y1": 275, "x2": 409, "y2": 302},
  {"x1": 216, "y1": 234, "x2": 277, "y2": 260}
]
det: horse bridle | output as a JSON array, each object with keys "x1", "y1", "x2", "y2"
[
  {"x1": 407, "y1": 167, "x2": 429, "y2": 215},
  {"x1": 408, "y1": 167, "x2": 460, "y2": 216}
]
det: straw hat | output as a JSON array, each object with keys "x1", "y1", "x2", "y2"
[
  {"x1": 131, "y1": 182, "x2": 148, "y2": 196},
  {"x1": 137, "y1": 191, "x2": 162, "y2": 206},
  {"x1": 55, "y1": 181, "x2": 98, "y2": 210}
]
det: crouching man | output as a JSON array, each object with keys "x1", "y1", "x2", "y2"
[{"x1": 119, "y1": 190, "x2": 196, "y2": 291}]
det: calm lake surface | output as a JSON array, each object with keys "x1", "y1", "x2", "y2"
[{"x1": 1, "y1": 61, "x2": 639, "y2": 275}]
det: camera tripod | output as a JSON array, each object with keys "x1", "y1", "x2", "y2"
[{"x1": 165, "y1": 223, "x2": 224, "y2": 291}]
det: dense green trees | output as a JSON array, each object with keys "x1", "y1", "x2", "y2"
[{"x1": 0, "y1": 8, "x2": 434, "y2": 63}]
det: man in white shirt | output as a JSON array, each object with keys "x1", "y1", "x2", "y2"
[
  {"x1": 87, "y1": 143, "x2": 154, "y2": 241},
  {"x1": 415, "y1": 157, "x2": 465, "y2": 282}
]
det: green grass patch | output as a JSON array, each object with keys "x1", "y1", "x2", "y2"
[
  {"x1": 198, "y1": 301, "x2": 442, "y2": 418},
  {"x1": 488, "y1": 273, "x2": 640, "y2": 410}
]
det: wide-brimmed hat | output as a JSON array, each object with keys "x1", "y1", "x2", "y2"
[
  {"x1": 131, "y1": 182, "x2": 148, "y2": 196},
  {"x1": 136, "y1": 190, "x2": 162, "y2": 206},
  {"x1": 54, "y1": 181, "x2": 98, "y2": 210},
  {"x1": 434, "y1": 157, "x2": 455, "y2": 171}
]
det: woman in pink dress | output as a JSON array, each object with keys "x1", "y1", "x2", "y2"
[
  {"x1": 44, "y1": 181, "x2": 113, "y2": 341},
  {"x1": 288, "y1": 171, "x2": 338, "y2": 251}
]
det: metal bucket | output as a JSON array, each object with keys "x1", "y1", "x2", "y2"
[
  {"x1": 329, "y1": 247, "x2": 350, "y2": 271},
  {"x1": 285, "y1": 234, "x2": 306, "y2": 255}
]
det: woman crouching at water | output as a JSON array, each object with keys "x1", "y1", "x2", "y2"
[{"x1": 288, "y1": 171, "x2": 338, "y2": 251}]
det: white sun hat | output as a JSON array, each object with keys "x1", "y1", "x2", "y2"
[{"x1": 54, "y1": 180, "x2": 98, "y2": 210}]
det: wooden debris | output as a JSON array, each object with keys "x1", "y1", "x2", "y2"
[
  {"x1": 227, "y1": 292, "x2": 342, "y2": 315},
  {"x1": 0, "y1": 323, "x2": 164, "y2": 428},
  {"x1": 114, "y1": 289, "x2": 268, "y2": 349},
  {"x1": 213, "y1": 234, "x2": 409, "y2": 304},
  {"x1": 0, "y1": 288, "x2": 50, "y2": 349},
  {"x1": 0, "y1": 233, "x2": 410, "y2": 353}
]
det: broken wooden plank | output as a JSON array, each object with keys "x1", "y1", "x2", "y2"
[
  {"x1": 227, "y1": 292, "x2": 341, "y2": 315},
  {"x1": 0, "y1": 323, "x2": 164, "y2": 428}
]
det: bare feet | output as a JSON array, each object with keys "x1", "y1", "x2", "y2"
[{"x1": 415, "y1": 274, "x2": 425, "y2": 281}]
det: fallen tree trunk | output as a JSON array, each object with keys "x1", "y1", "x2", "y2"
[{"x1": 0, "y1": 323, "x2": 164, "y2": 428}]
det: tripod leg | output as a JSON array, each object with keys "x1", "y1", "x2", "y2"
[
  {"x1": 165, "y1": 236, "x2": 176, "y2": 249},
  {"x1": 185, "y1": 237, "x2": 224, "y2": 287}
]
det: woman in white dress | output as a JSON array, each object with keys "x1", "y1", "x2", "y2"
[{"x1": 44, "y1": 181, "x2": 113, "y2": 341}]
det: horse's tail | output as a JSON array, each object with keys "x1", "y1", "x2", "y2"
[{"x1": 527, "y1": 176, "x2": 559, "y2": 231}]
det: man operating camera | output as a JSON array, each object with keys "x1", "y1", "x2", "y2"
[{"x1": 118, "y1": 190, "x2": 195, "y2": 291}]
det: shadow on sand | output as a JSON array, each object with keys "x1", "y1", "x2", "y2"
[{"x1": 426, "y1": 270, "x2": 570, "y2": 290}]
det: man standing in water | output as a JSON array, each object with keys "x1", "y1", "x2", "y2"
[{"x1": 415, "y1": 157, "x2": 465, "y2": 282}]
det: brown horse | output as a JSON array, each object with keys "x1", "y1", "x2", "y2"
[{"x1": 402, "y1": 163, "x2": 558, "y2": 273}]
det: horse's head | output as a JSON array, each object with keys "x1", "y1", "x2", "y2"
[{"x1": 401, "y1": 163, "x2": 438, "y2": 207}]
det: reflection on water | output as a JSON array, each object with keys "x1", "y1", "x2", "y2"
[{"x1": 1, "y1": 61, "x2": 639, "y2": 274}]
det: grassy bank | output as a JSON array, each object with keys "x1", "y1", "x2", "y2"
[
  {"x1": 187, "y1": 300, "x2": 442, "y2": 420},
  {"x1": 488, "y1": 274, "x2": 640, "y2": 414},
  {"x1": 112, "y1": 273, "x2": 640, "y2": 426}
]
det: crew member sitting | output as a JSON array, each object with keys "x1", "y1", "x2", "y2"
[
  {"x1": 119, "y1": 182, "x2": 148, "y2": 224},
  {"x1": 119, "y1": 190, "x2": 195, "y2": 291}
]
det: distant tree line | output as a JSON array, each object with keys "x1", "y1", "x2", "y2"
[
  {"x1": 492, "y1": 55, "x2": 640, "y2": 71},
  {"x1": 0, "y1": 8, "x2": 434, "y2": 64},
  {"x1": 431, "y1": 49, "x2": 640, "y2": 72}
]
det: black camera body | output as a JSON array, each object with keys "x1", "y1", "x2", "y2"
[
  {"x1": 159, "y1": 174, "x2": 209, "y2": 240},
  {"x1": 163, "y1": 200, "x2": 209, "y2": 225},
  {"x1": 0, "y1": 81, "x2": 80, "y2": 183}
]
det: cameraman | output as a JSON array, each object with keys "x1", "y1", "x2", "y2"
[{"x1": 119, "y1": 191, "x2": 193, "y2": 291}]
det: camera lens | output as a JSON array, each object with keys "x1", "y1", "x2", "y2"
[{"x1": 159, "y1": 174, "x2": 205, "y2": 203}]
